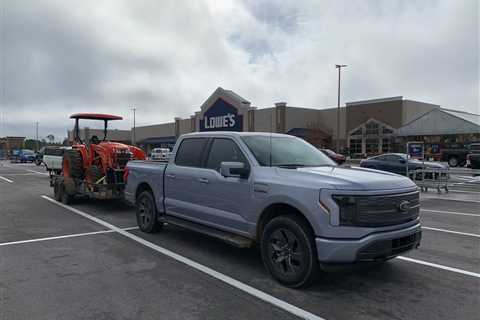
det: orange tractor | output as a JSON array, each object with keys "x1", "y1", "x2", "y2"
[{"x1": 52, "y1": 113, "x2": 146, "y2": 204}]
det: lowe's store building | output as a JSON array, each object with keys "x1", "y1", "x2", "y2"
[{"x1": 134, "y1": 87, "x2": 480, "y2": 158}]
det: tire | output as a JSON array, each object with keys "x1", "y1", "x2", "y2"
[
  {"x1": 63, "y1": 149, "x2": 83, "y2": 179},
  {"x1": 448, "y1": 157, "x2": 458, "y2": 167},
  {"x1": 261, "y1": 215, "x2": 319, "y2": 288},
  {"x1": 60, "y1": 183, "x2": 73, "y2": 205},
  {"x1": 136, "y1": 191, "x2": 162, "y2": 233},
  {"x1": 53, "y1": 181, "x2": 61, "y2": 201},
  {"x1": 85, "y1": 165, "x2": 103, "y2": 184}
]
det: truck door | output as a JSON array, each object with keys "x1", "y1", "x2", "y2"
[
  {"x1": 197, "y1": 138, "x2": 252, "y2": 234},
  {"x1": 164, "y1": 137, "x2": 210, "y2": 220}
]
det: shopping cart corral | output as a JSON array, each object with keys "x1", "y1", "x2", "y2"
[{"x1": 408, "y1": 167, "x2": 450, "y2": 193}]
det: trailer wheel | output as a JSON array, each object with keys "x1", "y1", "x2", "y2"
[
  {"x1": 136, "y1": 191, "x2": 162, "y2": 233},
  {"x1": 60, "y1": 183, "x2": 73, "y2": 205},
  {"x1": 63, "y1": 149, "x2": 83, "y2": 179},
  {"x1": 54, "y1": 181, "x2": 62, "y2": 201}
]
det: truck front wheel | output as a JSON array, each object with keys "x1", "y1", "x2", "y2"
[
  {"x1": 136, "y1": 191, "x2": 162, "y2": 233},
  {"x1": 261, "y1": 215, "x2": 319, "y2": 288}
]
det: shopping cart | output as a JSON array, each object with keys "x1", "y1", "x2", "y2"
[{"x1": 409, "y1": 168, "x2": 450, "y2": 193}]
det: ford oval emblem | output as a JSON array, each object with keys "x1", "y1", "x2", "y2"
[{"x1": 398, "y1": 200, "x2": 410, "y2": 212}]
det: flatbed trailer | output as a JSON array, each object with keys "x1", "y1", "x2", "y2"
[{"x1": 51, "y1": 174, "x2": 125, "y2": 204}]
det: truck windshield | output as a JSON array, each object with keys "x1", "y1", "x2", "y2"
[{"x1": 241, "y1": 135, "x2": 336, "y2": 167}]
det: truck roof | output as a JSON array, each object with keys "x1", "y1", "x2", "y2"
[{"x1": 180, "y1": 131, "x2": 292, "y2": 138}]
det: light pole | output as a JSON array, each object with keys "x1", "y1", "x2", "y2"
[
  {"x1": 335, "y1": 64, "x2": 347, "y2": 153},
  {"x1": 131, "y1": 107, "x2": 136, "y2": 146},
  {"x1": 35, "y1": 121, "x2": 39, "y2": 151}
]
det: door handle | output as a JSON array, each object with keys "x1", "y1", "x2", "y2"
[
  {"x1": 166, "y1": 174, "x2": 176, "y2": 179},
  {"x1": 197, "y1": 178, "x2": 209, "y2": 184}
]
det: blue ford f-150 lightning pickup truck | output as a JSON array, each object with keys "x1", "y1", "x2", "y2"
[{"x1": 125, "y1": 132, "x2": 422, "y2": 287}]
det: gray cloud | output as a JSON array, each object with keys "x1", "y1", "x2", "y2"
[{"x1": 0, "y1": 0, "x2": 478, "y2": 140}]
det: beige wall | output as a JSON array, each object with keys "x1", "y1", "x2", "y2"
[
  {"x1": 346, "y1": 99, "x2": 403, "y2": 131},
  {"x1": 285, "y1": 107, "x2": 346, "y2": 139},
  {"x1": 253, "y1": 108, "x2": 276, "y2": 132},
  {"x1": 134, "y1": 122, "x2": 175, "y2": 141},
  {"x1": 178, "y1": 118, "x2": 193, "y2": 135}
]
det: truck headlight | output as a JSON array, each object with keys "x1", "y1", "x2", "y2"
[{"x1": 332, "y1": 195, "x2": 357, "y2": 226}]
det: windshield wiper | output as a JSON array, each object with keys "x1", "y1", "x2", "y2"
[{"x1": 276, "y1": 164, "x2": 307, "y2": 168}]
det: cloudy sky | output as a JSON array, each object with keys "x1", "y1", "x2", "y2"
[{"x1": 0, "y1": 0, "x2": 478, "y2": 140}]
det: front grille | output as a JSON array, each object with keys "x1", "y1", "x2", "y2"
[
  {"x1": 116, "y1": 151, "x2": 131, "y2": 168},
  {"x1": 335, "y1": 191, "x2": 420, "y2": 227},
  {"x1": 357, "y1": 231, "x2": 422, "y2": 261}
]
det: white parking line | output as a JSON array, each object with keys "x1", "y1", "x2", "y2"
[
  {"x1": 422, "y1": 226, "x2": 480, "y2": 238},
  {"x1": 0, "y1": 230, "x2": 115, "y2": 247},
  {"x1": 0, "y1": 176, "x2": 13, "y2": 183},
  {"x1": 24, "y1": 168, "x2": 49, "y2": 176},
  {"x1": 0, "y1": 227, "x2": 139, "y2": 247},
  {"x1": 41, "y1": 195, "x2": 326, "y2": 320},
  {"x1": 447, "y1": 189, "x2": 480, "y2": 194},
  {"x1": 421, "y1": 196, "x2": 480, "y2": 204},
  {"x1": 397, "y1": 256, "x2": 480, "y2": 278},
  {"x1": 421, "y1": 209, "x2": 480, "y2": 217}
]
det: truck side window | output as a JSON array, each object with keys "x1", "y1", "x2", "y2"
[
  {"x1": 175, "y1": 138, "x2": 208, "y2": 167},
  {"x1": 206, "y1": 138, "x2": 248, "y2": 171}
]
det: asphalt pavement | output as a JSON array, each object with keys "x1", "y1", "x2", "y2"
[{"x1": 0, "y1": 161, "x2": 479, "y2": 320}]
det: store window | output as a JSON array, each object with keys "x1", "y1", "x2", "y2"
[
  {"x1": 382, "y1": 138, "x2": 391, "y2": 153},
  {"x1": 365, "y1": 122, "x2": 379, "y2": 135},
  {"x1": 350, "y1": 139, "x2": 362, "y2": 154},
  {"x1": 366, "y1": 138, "x2": 379, "y2": 154}
]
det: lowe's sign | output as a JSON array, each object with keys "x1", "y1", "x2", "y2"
[{"x1": 200, "y1": 99, "x2": 243, "y2": 132}]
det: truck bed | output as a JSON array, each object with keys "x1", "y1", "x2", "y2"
[{"x1": 124, "y1": 160, "x2": 168, "y2": 206}]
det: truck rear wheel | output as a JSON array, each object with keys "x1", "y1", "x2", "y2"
[
  {"x1": 261, "y1": 215, "x2": 319, "y2": 288},
  {"x1": 63, "y1": 149, "x2": 83, "y2": 179},
  {"x1": 136, "y1": 191, "x2": 162, "y2": 233}
]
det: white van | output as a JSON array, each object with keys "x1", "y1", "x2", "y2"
[{"x1": 150, "y1": 148, "x2": 170, "y2": 161}]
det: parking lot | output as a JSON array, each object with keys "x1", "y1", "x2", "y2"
[{"x1": 0, "y1": 161, "x2": 478, "y2": 320}]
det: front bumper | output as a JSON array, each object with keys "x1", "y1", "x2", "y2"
[{"x1": 315, "y1": 223, "x2": 422, "y2": 263}]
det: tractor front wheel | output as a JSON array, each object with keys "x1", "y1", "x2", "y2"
[{"x1": 63, "y1": 149, "x2": 83, "y2": 179}]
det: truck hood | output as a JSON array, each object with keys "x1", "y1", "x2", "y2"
[{"x1": 277, "y1": 166, "x2": 416, "y2": 191}]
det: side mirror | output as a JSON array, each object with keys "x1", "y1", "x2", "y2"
[
  {"x1": 399, "y1": 159, "x2": 406, "y2": 164},
  {"x1": 220, "y1": 162, "x2": 249, "y2": 179}
]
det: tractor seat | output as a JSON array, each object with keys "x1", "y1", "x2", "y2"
[{"x1": 90, "y1": 135, "x2": 100, "y2": 145}]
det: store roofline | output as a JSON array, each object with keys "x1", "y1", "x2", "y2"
[{"x1": 346, "y1": 96, "x2": 403, "y2": 106}]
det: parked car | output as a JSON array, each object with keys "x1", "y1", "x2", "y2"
[
  {"x1": 466, "y1": 143, "x2": 480, "y2": 169},
  {"x1": 319, "y1": 148, "x2": 346, "y2": 165},
  {"x1": 125, "y1": 132, "x2": 422, "y2": 288},
  {"x1": 43, "y1": 146, "x2": 71, "y2": 174},
  {"x1": 11, "y1": 149, "x2": 36, "y2": 163},
  {"x1": 439, "y1": 142, "x2": 480, "y2": 167},
  {"x1": 150, "y1": 148, "x2": 170, "y2": 161},
  {"x1": 360, "y1": 153, "x2": 447, "y2": 175}
]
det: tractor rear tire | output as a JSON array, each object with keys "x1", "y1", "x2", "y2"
[
  {"x1": 63, "y1": 149, "x2": 83, "y2": 179},
  {"x1": 85, "y1": 165, "x2": 103, "y2": 184}
]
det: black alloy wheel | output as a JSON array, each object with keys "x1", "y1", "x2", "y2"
[
  {"x1": 136, "y1": 191, "x2": 162, "y2": 233},
  {"x1": 261, "y1": 215, "x2": 319, "y2": 288}
]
